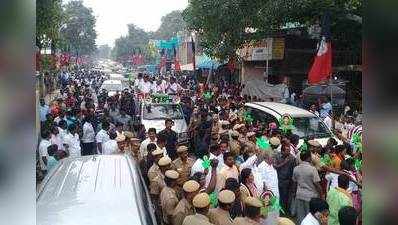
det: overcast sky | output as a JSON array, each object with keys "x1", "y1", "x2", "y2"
[{"x1": 80, "y1": 0, "x2": 188, "y2": 47}]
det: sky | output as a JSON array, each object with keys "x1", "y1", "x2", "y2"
[{"x1": 81, "y1": 0, "x2": 188, "y2": 47}]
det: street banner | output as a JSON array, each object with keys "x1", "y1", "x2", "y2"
[{"x1": 308, "y1": 12, "x2": 332, "y2": 84}]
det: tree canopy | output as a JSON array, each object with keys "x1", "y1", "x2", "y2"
[
  {"x1": 154, "y1": 10, "x2": 187, "y2": 40},
  {"x1": 112, "y1": 10, "x2": 187, "y2": 64},
  {"x1": 61, "y1": 0, "x2": 97, "y2": 56},
  {"x1": 36, "y1": 0, "x2": 63, "y2": 50},
  {"x1": 183, "y1": 0, "x2": 362, "y2": 60}
]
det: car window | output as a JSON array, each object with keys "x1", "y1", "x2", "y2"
[
  {"x1": 292, "y1": 116, "x2": 331, "y2": 139},
  {"x1": 143, "y1": 104, "x2": 184, "y2": 120},
  {"x1": 245, "y1": 106, "x2": 278, "y2": 125},
  {"x1": 101, "y1": 83, "x2": 122, "y2": 91}
]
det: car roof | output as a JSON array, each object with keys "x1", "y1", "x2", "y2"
[
  {"x1": 245, "y1": 102, "x2": 315, "y2": 118},
  {"x1": 102, "y1": 79, "x2": 122, "y2": 85},
  {"x1": 110, "y1": 73, "x2": 123, "y2": 77},
  {"x1": 37, "y1": 155, "x2": 150, "y2": 225}
]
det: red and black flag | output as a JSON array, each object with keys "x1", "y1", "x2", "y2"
[{"x1": 308, "y1": 12, "x2": 332, "y2": 84}]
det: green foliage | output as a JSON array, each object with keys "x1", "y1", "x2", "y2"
[
  {"x1": 96, "y1": 44, "x2": 111, "y2": 59},
  {"x1": 154, "y1": 10, "x2": 187, "y2": 40},
  {"x1": 112, "y1": 10, "x2": 188, "y2": 64},
  {"x1": 36, "y1": 0, "x2": 63, "y2": 50},
  {"x1": 183, "y1": 0, "x2": 362, "y2": 60},
  {"x1": 62, "y1": 0, "x2": 97, "y2": 56}
]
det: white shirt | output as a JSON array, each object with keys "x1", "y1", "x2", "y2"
[
  {"x1": 81, "y1": 122, "x2": 95, "y2": 143},
  {"x1": 209, "y1": 152, "x2": 224, "y2": 172},
  {"x1": 301, "y1": 213, "x2": 320, "y2": 225},
  {"x1": 39, "y1": 139, "x2": 51, "y2": 170},
  {"x1": 134, "y1": 78, "x2": 143, "y2": 90},
  {"x1": 139, "y1": 137, "x2": 157, "y2": 159},
  {"x1": 96, "y1": 129, "x2": 110, "y2": 144},
  {"x1": 167, "y1": 83, "x2": 180, "y2": 94},
  {"x1": 141, "y1": 81, "x2": 152, "y2": 94},
  {"x1": 102, "y1": 140, "x2": 118, "y2": 155},
  {"x1": 255, "y1": 161, "x2": 279, "y2": 198},
  {"x1": 325, "y1": 171, "x2": 358, "y2": 193},
  {"x1": 63, "y1": 133, "x2": 81, "y2": 157},
  {"x1": 57, "y1": 127, "x2": 68, "y2": 143},
  {"x1": 191, "y1": 158, "x2": 212, "y2": 188},
  {"x1": 51, "y1": 134, "x2": 64, "y2": 151}
]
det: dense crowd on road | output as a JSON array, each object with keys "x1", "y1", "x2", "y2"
[{"x1": 38, "y1": 66, "x2": 362, "y2": 225}]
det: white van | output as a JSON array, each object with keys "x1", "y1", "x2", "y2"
[
  {"x1": 100, "y1": 79, "x2": 123, "y2": 96},
  {"x1": 244, "y1": 102, "x2": 340, "y2": 147},
  {"x1": 37, "y1": 155, "x2": 157, "y2": 225}
]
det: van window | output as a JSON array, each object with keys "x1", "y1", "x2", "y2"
[
  {"x1": 245, "y1": 106, "x2": 278, "y2": 125},
  {"x1": 292, "y1": 116, "x2": 331, "y2": 139}
]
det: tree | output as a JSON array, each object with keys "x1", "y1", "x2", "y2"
[
  {"x1": 36, "y1": 0, "x2": 63, "y2": 52},
  {"x1": 183, "y1": 0, "x2": 362, "y2": 60},
  {"x1": 61, "y1": 0, "x2": 97, "y2": 57},
  {"x1": 154, "y1": 10, "x2": 187, "y2": 40},
  {"x1": 96, "y1": 44, "x2": 111, "y2": 59}
]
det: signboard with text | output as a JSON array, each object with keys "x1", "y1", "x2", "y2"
[{"x1": 238, "y1": 38, "x2": 285, "y2": 61}]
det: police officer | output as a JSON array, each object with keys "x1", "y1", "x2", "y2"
[
  {"x1": 160, "y1": 170, "x2": 180, "y2": 225},
  {"x1": 172, "y1": 146, "x2": 195, "y2": 187},
  {"x1": 232, "y1": 197, "x2": 263, "y2": 225},
  {"x1": 173, "y1": 180, "x2": 200, "y2": 225},
  {"x1": 208, "y1": 190, "x2": 235, "y2": 225},
  {"x1": 229, "y1": 131, "x2": 241, "y2": 158},
  {"x1": 182, "y1": 192, "x2": 215, "y2": 225}
]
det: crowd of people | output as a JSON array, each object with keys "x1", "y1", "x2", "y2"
[{"x1": 37, "y1": 66, "x2": 362, "y2": 225}]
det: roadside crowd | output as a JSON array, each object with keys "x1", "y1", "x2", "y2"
[{"x1": 38, "y1": 67, "x2": 362, "y2": 225}]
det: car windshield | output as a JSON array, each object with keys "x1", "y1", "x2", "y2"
[
  {"x1": 292, "y1": 116, "x2": 331, "y2": 139},
  {"x1": 143, "y1": 104, "x2": 184, "y2": 120},
  {"x1": 101, "y1": 83, "x2": 122, "y2": 91}
]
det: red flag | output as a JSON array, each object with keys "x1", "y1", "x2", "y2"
[
  {"x1": 174, "y1": 58, "x2": 181, "y2": 72},
  {"x1": 308, "y1": 39, "x2": 332, "y2": 84},
  {"x1": 308, "y1": 12, "x2": 332, "y2": 84},
  {"x1": 227, "y1": 56, "x2": 236, "y2": 73}
]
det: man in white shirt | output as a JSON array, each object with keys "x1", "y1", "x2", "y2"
[
  {"x1": 96, "y1": 121, "x2": 110, "y2": 154},
  {"x1": 134, "y1": 73, "x2": 143, "y2": 92},
  {"x1": 102, "y1": 131, "x2": 119, "y2": 155},
  {"x1": 140, "y1": 75, "x2": 152, "y2": 94},
  {"x1": 63, "y1": 124, "x2": 81, "y2": 157},
  {"x1": 39, "y1": 98, "x2": 49, "y2": 123},
  {"x1": 139, "y1": 128, "x2": 157, "y2": 159},
  {"x1": 301, "y1": 198, "x2": 330, "y2": 225},
  {"x1": 81, "y1": 116, "x2": 96, "y2": 155},
  {"x1": 166, "y1": 77, "x2": 181, "y2": 94},
  {"x1": 39, "y1": 130, "x2": 52, "y2": 173}
]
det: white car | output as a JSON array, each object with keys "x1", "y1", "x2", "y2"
[
  {"x1": 140, "y1": 103, "x2": 189, "y2": 143},
  {"x1": 37, "y1": 155, "x2": 157, "y2": 225},
  {"x1": 244, "y1": 102, "x2": 340, "y2": 147},
  {"x1": 100, "y1": 80, "x2": 123, "y2": 96}
]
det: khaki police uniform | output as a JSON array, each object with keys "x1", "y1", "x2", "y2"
[
  {"x1": 160, "y1": 170, "x2": 180, "y2": 225},
  {"x1": 232, "y1": 197, "x2": 263, "y2": 225},
  {"x1": 172, "y1": 180, "x2": 200, "y2": 225},
  {"x1": 182, "y1": 193, "x2": 214, "y2": 225},
  {"x1": 207, "y1": 190, "x2": 235, "y2": 225}
]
